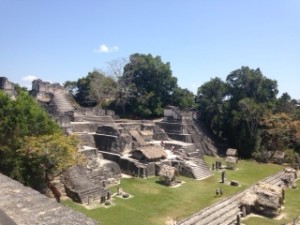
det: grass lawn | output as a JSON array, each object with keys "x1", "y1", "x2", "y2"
[
  {"x1": 243, "y1": 179, "x2": 300, "y2": 225},
  {"x1": 63, "y1": 157, "x2": 284, "y2": 225}
]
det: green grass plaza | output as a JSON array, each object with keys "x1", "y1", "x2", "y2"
[{"x1": 63, "y1": 157, "x2": 300, "y2": 225}]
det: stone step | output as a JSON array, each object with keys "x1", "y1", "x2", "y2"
[
  {"x1": 210, "y1": 207, "x2": 241, "y2": 225},
  {"x1": 53, "y1": 92, "x2": 74, "y2": 112},
  {"x1": 184, "y1": 158, "x2": 213, "y2": 180},
  {"x1": 205, "y1": 202, "x2": 240, "y2": 225},
  {"x1": 178, "y1": 170, "x2": 287, "y2": 225}
]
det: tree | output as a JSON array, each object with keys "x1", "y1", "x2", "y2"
[
  {"x1": 75, "y1": 70, "x2": 117, "y2": 107},
  {"x1": 171, "y1": 87, "x2": 196, "y2": 109},
  {"x1": 238, "y1": 98, "x2": 262, "y2": 139},
  {"x1": 224, "y1": 67, "x2": 278, "y2": 157},
  {"x1": 196, "y1": 77, "x2": 227, "y2": 135},
  {"x1": 226, "y1": 66, "x2": 278, "y2": 105},
  {"x1": 121, "y1": 53, "x2": 178, "y2": 117},
  {"x1": 274, "y1": 92, "x2": 296, "y2": 116},
  {"x1": 18, "y1": 134, "x2": 83, "y2": 190},
  {"x1": 0, "y1": 89, "x2": 80, "y2": 191},
  {"x1": 256, "y1": 113, "x2": 300, "y2": 162},
  {"x1": 0, "y1": 91, "x2": 59, "y2": 150},
  {"x1": 196, "y1": 67, "x2": 280, "y2": 158},
  {"x1": 64, "y1": 80, "x2": 78, "y2": 96}
]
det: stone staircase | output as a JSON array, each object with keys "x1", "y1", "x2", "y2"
[
  {"x1": 185, "y1": 159, "x2": 212, "y2": 180},
  {"x1": 177, "y1": 170, "x2": 287, "y2": 225},
  {"x1": 190, "y1": 121, "x2": 219, "y2": 157},
  {"x1": 182, "y1": 145, "x2": 203, "y2": 158},
  {"x1": 53, "y1": 91, "x2": 74, "y2": 113}
]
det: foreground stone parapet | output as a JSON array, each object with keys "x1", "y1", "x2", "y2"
[{"x1": 0, "y1": 173, "x2": 98, "y2": 225}]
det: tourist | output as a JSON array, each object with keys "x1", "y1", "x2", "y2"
[
  {"x1": 160, "y1": 140, "x2": 164, "y2": 148},
  {"x1": 215, "y1": 188, "x2": 219, "y2": 197}
]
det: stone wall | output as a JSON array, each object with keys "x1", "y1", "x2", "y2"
[
  {"x1": 0, "y1": 77, "x2": 16, "y2": 99},
  {"x1": 75, "y1": 107, "x2": 115, "y2": 116},
  {"x1": 32, "y1": 79, "x2": 64, "y2": 95},
  {"x1": 101, "y1": 152, "x2": 157, "y2": 178},
  {"x1": 61, "y1": 165, "x2": 108, "y2": 204},
  {"x1": 0, "y1": 173, "x2": 98, "y2": 225},
  {"x1": 94, "y1": 133, "x2": 131, "y2": 154}
]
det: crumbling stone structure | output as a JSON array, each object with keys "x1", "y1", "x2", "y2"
[
  {"x1": 242, "y1": 182, "x2": 283, "y2": 217},
  {"x1": 156, "y1": 105, "x2": 222, "y2": 157},
  {"x1": 61, "y1": 147, "x2": 121, "y2": 204},
  {"x1": 61, "y1": 165, "x2": 108, "y2": 204},
  {"x1": 0, "y1": 77, "x2": 16, "y2": 99},
  {"x1": 159, "y1": 164, "x2": 178, "y2": 186},
  {"x1": 226, "y1": 148, "x2": 238, "y2": 169}
]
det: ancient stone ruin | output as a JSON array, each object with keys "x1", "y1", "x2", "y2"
[
  {"x1": 0, "y1": 76, "x2": 16, "y2": 99},
  {"x1": 225, "y1": 148, "x2": 238, "y2": 169},
  {"x1": 158, "y1": 164, "x2": 178, "y2": 186},
  {"x1": 241, "y1": 182, "x2": 283, "y2": 217},
  {"x1": 27, "y1": 79, "x2": 223, "y2": 204},
  {"x1": 0, "y1": 78, "x2": 222, "y2": 207}
]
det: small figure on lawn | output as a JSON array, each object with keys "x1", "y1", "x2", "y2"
[
  {"x1": 215, "y1": 188, "x2": 219, "y2": 197},
  {"x1": 220, "y1": 187, "x2": 223, "y2": 196}
]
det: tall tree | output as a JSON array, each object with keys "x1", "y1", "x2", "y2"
[
  {"x1": 196, "y1": 77, "x2": 227, "y2": 135},
  {"x1": 275, "y1": 92, "x2": 296, "y2": 116},
  {"x1": 255, "y1": 113, "x2": 300, "y2": 163},
  {"x1": 18, "y1": 134, "x2": 83, "y2": 190},
  {"x1": 171, "y1": 87, "x2": 195, "y2": 110},
  {"x1": 224, "y1": 67, "x2": 278, "y2": 157},
  {"x1": 75, "y1": 70, "x2": 117, "y2": 107},
  {"x1": 122, "y1": 53, "x2": 178, "y2": 117},
  {"x1": 0, "y1": 89, "x2": 80, "y2": 191},
  {"x1": 196, "y1": 67, "x2": 279, "y2": 158}
]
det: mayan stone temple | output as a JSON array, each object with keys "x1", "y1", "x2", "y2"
[{"x1": 0, "y1": 77, "x2": 299, "y2": 225}]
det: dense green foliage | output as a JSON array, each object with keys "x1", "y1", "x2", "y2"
[
  {"x1": 65, "y1": 70, "x2": 117, "y2": 107},
  {"x1": 0, "y1": 90, "x2": 79, "y2": 190},
  {"x1": 67, "y1": 53, "x2": 196, "y2": 117},
  {"x1": 196, "y1": 66, "x2": 300, "y2": 159},
  {"x1": 114, "y1": 54, "x2": 195, "y2": 117},
  {"x1": 120, "y1": 53, "x2": 178, "y2": 117}
]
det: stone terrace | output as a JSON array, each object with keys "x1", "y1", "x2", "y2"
[{"x1": 0, "y1": 173, "x2": 98, "y2": 225}]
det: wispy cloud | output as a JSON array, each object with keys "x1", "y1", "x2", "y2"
[
  {"x1": 94, "y1": 44, "x2": 119, "y2": 53},
  {"x1": 21, "y1": 75, "x2": 38, "y2": 90},
  {"x1": 22, "y1": 75, "x2": 38, "y2": 82}
]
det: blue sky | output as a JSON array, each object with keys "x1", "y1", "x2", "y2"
[{"x1": 1, "y1": 0, "x2": 299, "y2": 99}]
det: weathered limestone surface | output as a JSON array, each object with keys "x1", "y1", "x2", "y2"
[
  {"x1": 61, "y1": 165, "x2": 108, "y2": 204},
  {"x1": 0, "y1": 77, "x2": 16, "y2": 99},
  {"x1": 0, "y1": 173, "x2": 98, "y2": 225},
  {"x1": 61, "y1": 148, "x2": 121, "y2": 204},
  {"x1": 157, "y1": 106, "x2": 224, "y2": 156}
]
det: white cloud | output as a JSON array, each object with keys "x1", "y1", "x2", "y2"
[
  {"x1": 94, "y1": 44, "x2": 119, "y2": 53},
  {"x1": 22, "y1": 75, "x2": 38, "y2": 82},
  {"x1": 20, "y1": 75, "x2": 39, "y2": 90}
]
